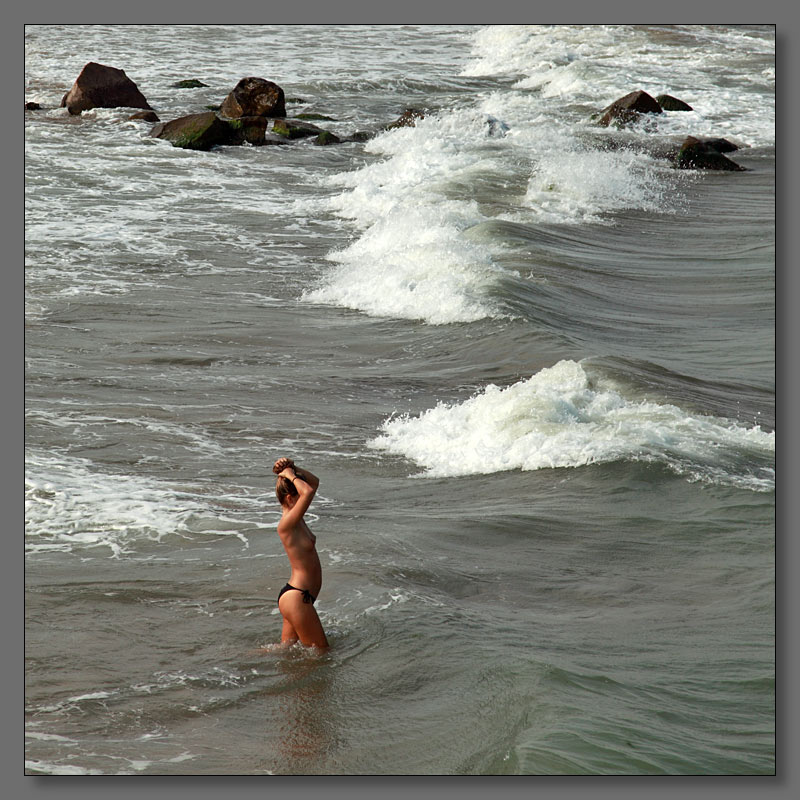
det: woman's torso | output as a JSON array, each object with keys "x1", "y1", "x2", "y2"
[{"x1": 279, "y1": 517, "x2": 322, "y2": 596}]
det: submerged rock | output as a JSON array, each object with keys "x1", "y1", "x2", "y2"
[
  {"x1": 150, "y1": 111, "x2": 235, "y2": 150},
  {"x1": 314, "y1": 130, "x2": 341, "y2": 146},
  {"x1": 25, "y1": 101, "x2": 41, "y2": 110},
  {"x1": 129, "y1": 110, "x2": 160, "y2": 122},
  {"x1": 297, "y1": 112, "x2": 337, "y2": 121},
  {"x1": 675, "y1": 136, "x2": 746, "y2": 171},
  {"x1": 60, "y1": 62, "x2": 152, "y2": 115},
  {"x1": 655, "y1": 94, "x2": 693, "y2": 111},
  {"x1": 347, "y1": 130, "x2": 377, "y2": 142},
  {"x1": 172, "y1": 79, "x2": 209, "y2": 89},
  {"x1": 219, "y1": 77, "x2": 286, "y2": 119},
  {"x1": 597, "y1": 90, "x2": 662, "y2": 127}
]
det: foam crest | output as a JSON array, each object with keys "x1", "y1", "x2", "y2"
[
  {"x1": 521, "y1": 145, "x2": 671, "y2": 224},
  {"x1": 305, "y1": 203, "x2": 502, "y2": 324},
  {"x1": 305, "y1": 111, "x2": 508, "y2": 324},
  {"x1": 461, "y1": 25, "x2": 646, "y2": 81},
  {"x1": 370, "y1": 360, "x2": 775, "y2": 491}
]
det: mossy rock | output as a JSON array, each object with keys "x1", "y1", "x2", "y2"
[
  {"x1": 271, "y1": 118, "x2": 323, "y2": 139},
  {"x1": 314, "y1": 130, "x2": 341, "y2": 146},
  {"x1": 173, "y1": 79, "x2": 209, "y2": 89},
  {"x1": 150, "y1": 111, "x2": 235, "y2": 150},
  {"x1": 285, "y1": 97, "x2": 307, "y2": 104},
  {"x1": 227, "y1": 116, "x2": 271, "y2": 145},
  {"x1": 297, "y1": 112, "x2": 337, "y2": 121}
]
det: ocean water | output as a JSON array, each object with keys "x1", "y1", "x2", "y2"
[{"x1": 25, "y1": 24, "x2": 774, "y2": 775}]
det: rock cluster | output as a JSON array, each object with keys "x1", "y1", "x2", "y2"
[
  {"x1": 595, "y1": 88, "x2": 747, "y2": 170},
  {"x1": 149, "y1": 82, "x2": 428, "y2": 150},
  {"x1": 36, "y1": 65, "x2": 752, "y2": 174},
  {"x1": 42, "y1": 63, "x2": 429, "y2": 152},
  {"x1": 675, "y1": 136, "x2": 745, "y2": 171}
]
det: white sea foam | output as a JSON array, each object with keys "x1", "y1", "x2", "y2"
[
  {"x1": 304, "y1": 111, "x2": 510, "y2": 324},
  {"x1": 462, "y1": 25, "x2": 774, "y2": 147},
  {"x1": 25, "y1": 452, "x2": 207, "y2": 557},
  {"x1": 519, "y1": 138, "x2": 672, "y2": 224},
  {"x1": 31, "y1": 690, "x2": 119, "y2": 714},
  {"x1": 25, "y1": 731, "x2": 77, "y2": 743},
  {"x1": 307, "y1": 25, "x2": 764, "y2": 323},
  {"x1": 370, "y1": 360, "x2": 775, "y2": 491},
  {"x1": 305, "y1": 99, "x2": 673, "y2": 324}
]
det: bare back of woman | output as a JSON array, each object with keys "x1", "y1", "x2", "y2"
[{"x1": 273, "y1": 457, "x2": 329, "y2": 649}]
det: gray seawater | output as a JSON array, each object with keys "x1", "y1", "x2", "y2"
[{"x1": 25, "y1": 25, "x2": 774, "y2": 775}]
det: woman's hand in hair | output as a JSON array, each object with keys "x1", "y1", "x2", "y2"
[{"x1": 273, "y1": 457, "x2": 295, "y2": 475}]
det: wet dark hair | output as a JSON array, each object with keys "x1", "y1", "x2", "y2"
[{"x1": 276, "y1": 476, "x2": 298, "y2": 507}]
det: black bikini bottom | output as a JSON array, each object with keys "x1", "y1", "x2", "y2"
[{"x1": 278, "y1": 583, "x2": 316, "y2": 605}]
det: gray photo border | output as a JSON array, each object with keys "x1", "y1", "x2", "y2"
[{"x1": 12, "y1": 1, "x2": 794, "y2": 798}]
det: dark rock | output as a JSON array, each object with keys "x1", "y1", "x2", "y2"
[
  {"x1": 675, "y1": 136, "x2": 746, "y2": 171},
  {"x1": 347, "y1": 130, "x2": 376, "y2": 142},
  {"x1": 386, "y1": 108, "x2": 425, "y2": 129},
  {"x1": 150, "y1": 111, "x2": 235, "y2": 150},
  {"x1": 702, "y1": 137, "x2": 738, "y2": 153},
  {"x1": 285, "y1": 97, "x2": 307, "y2": 104},
  {"x1": 129, "y1": 110, "x2": 160, "y2": 122},
  {"x1": 219, "y1": 77, "x2": 286, "y2": 119},
  {"x1": 271, "y1": 118, "x2": 323, "y2": 139},
  {"x1": 60, "y1": 62, "x2": 152, "y2": 115},
  {"x1": 597, "y1": 90, "x2": 663, "y2": 127},
  {"x1": 297, "y1": 112, "x2": 337, "y2": 121},
  {"x1": 226, "y1": 116, "x2": 272, "y2": 146},
  {"x1": 205, "y1": 104, "x2": 222, "y2": 111},
  {"x1": 655, "y1": 94, "x2": 693, "y2": 111},
  {"x1": 25, "y1": 101, "x2": 41, "y2": 110},
  {"x1": 172, "y1": 79, "x2": 209, "y2": 89},
  {"x1": 314, "y1": 130, "x2": 341, "y2": 146}
]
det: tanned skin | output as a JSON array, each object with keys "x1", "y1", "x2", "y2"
[{"x1": 273, "y1": 457, "x2": 329, "y2": 649}]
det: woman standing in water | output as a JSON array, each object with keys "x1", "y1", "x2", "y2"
[{"x1": 273, "y1": 457, "x2": 329, "y2": 649}]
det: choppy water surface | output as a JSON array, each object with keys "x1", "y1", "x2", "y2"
[{"x1": 25, "y1": 24, "x2": 774, "y2": 775}]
